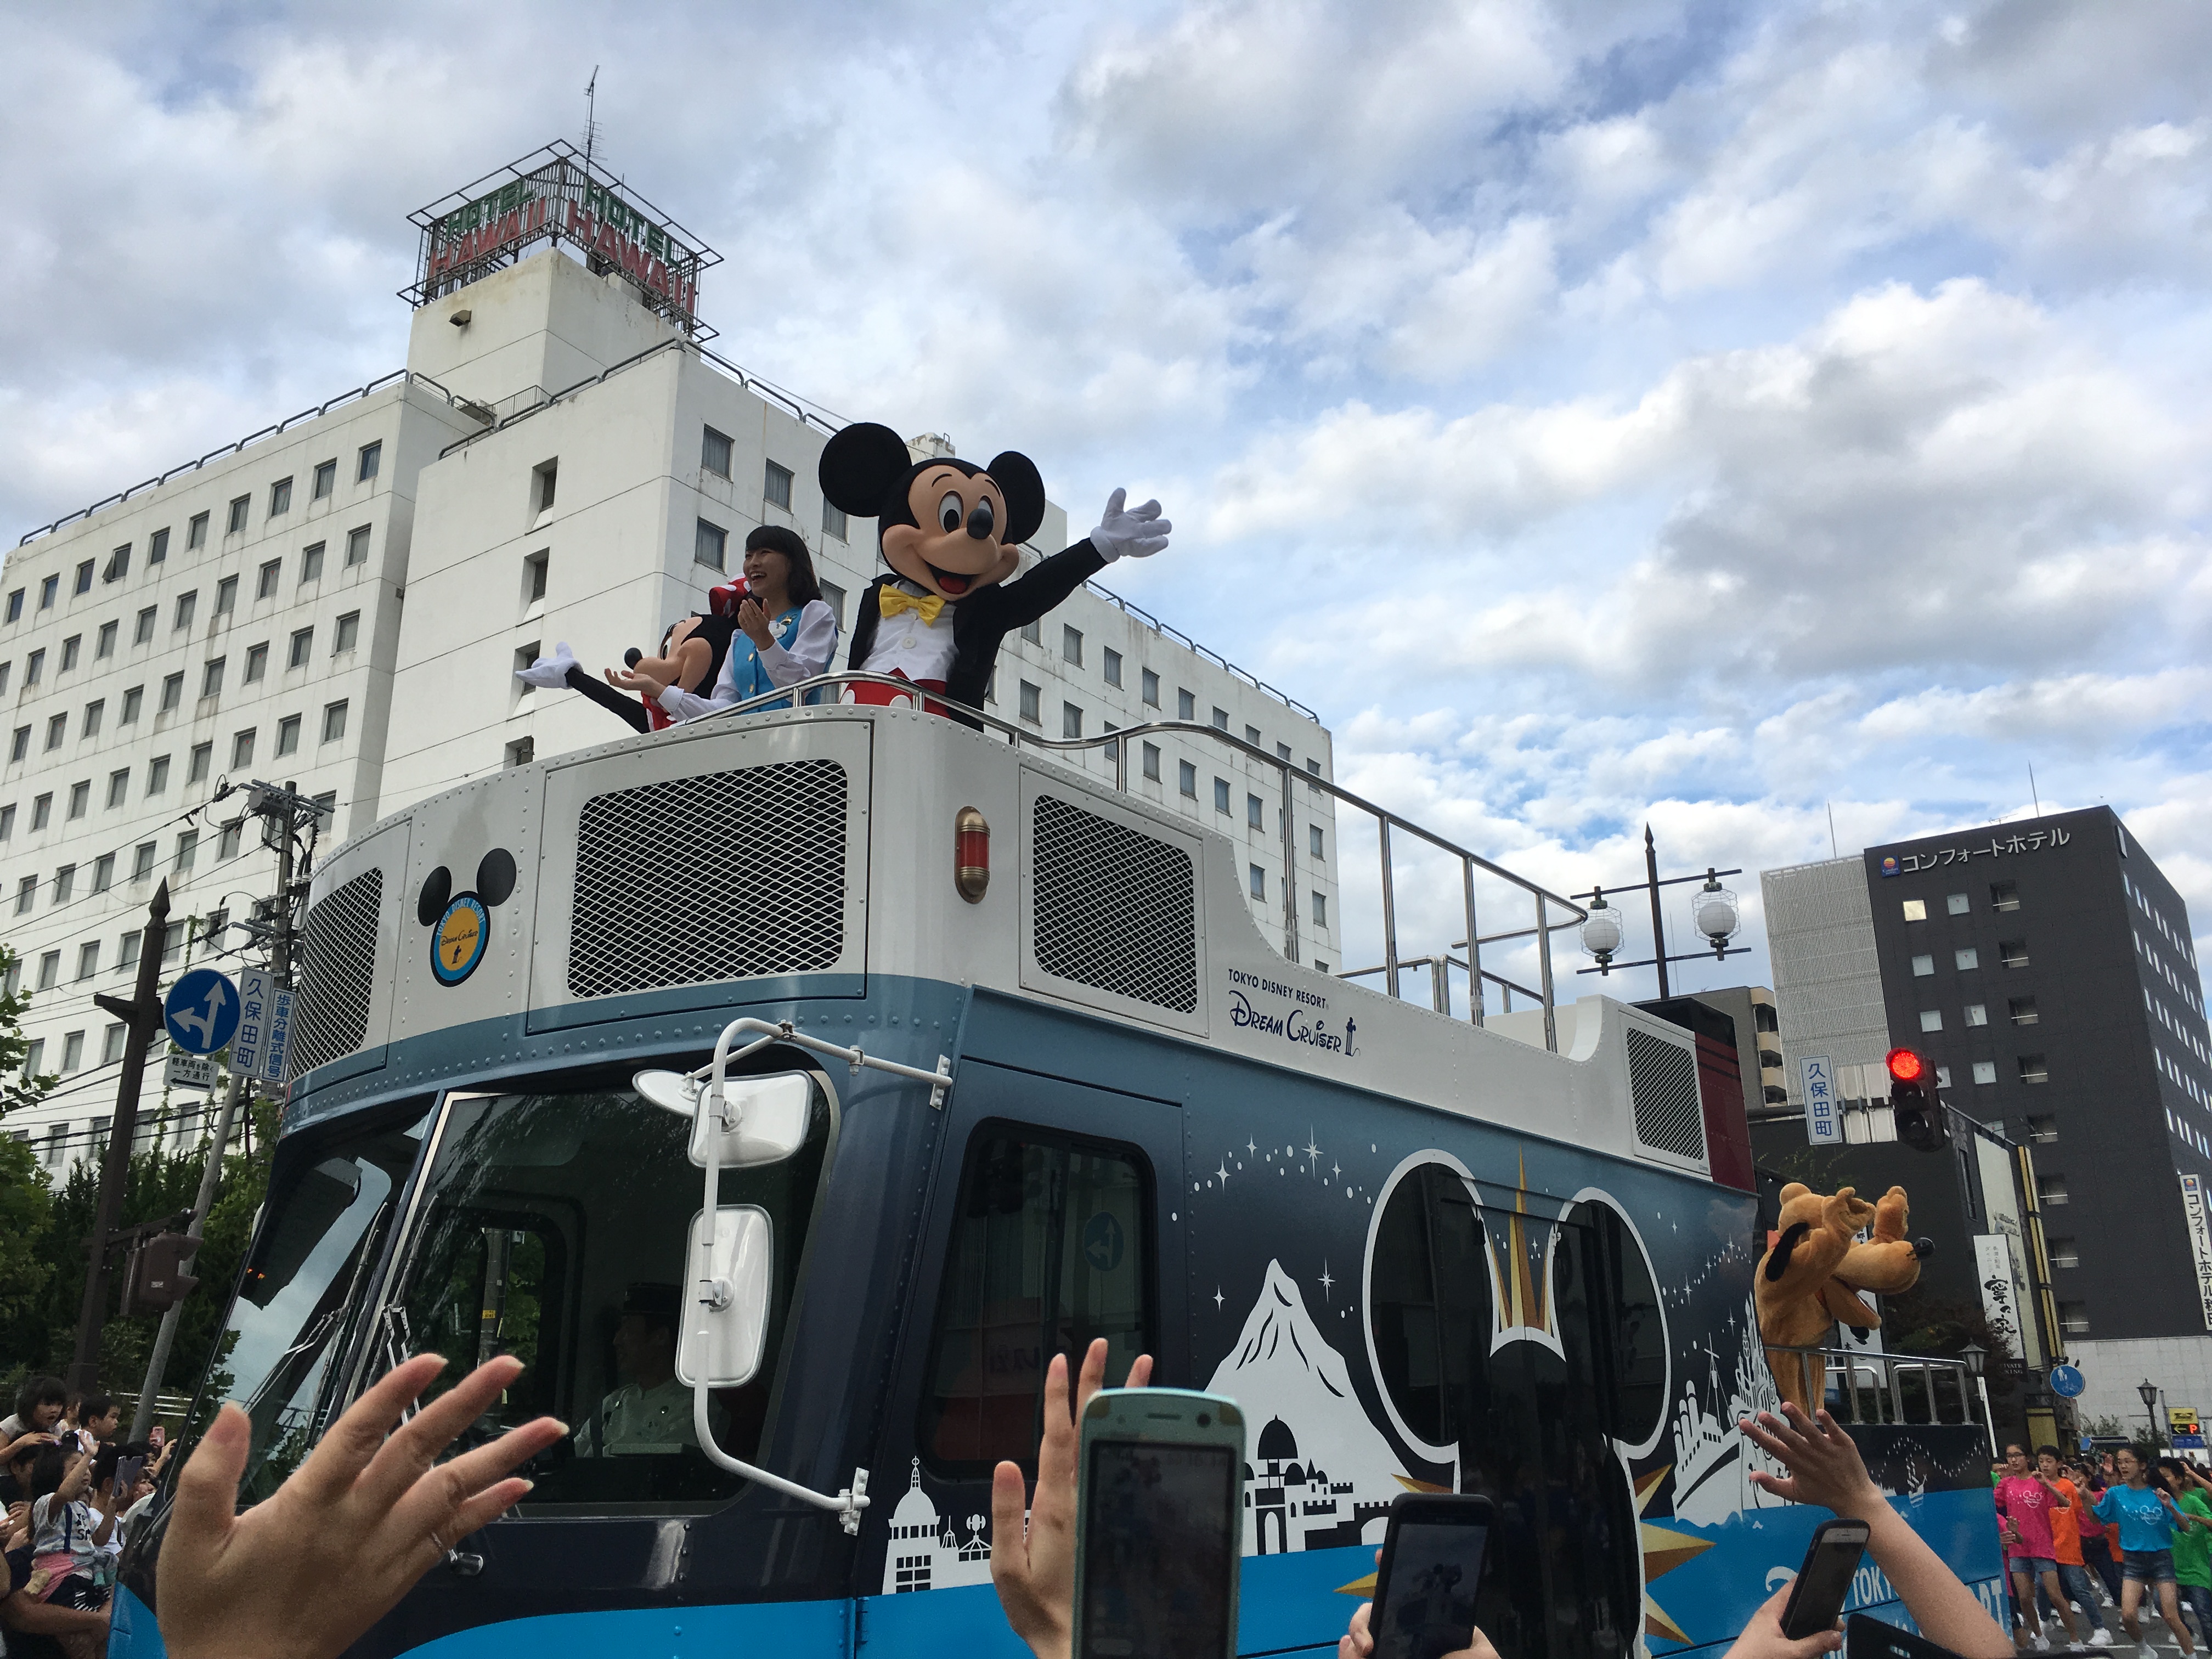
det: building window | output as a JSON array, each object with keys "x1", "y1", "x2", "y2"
[
  {"x1": 2058, "y1": 1302, "x2": 2089, "y2": 1334},
  {"x1": 44, "y1": 713, "x2": 65, "y2": 751},
  {"x1": 148, "y1": 527, "x2": 168, "y2": 565},
  {"x1": 1312, "y1": 890, "x2": 1328, "y2": 926},
  {"x1": 102, "y1": 1023, "x2": 125, "y2": 1065},
  {"x1": 24, "y1": 648, "x2": 42, "y2": 686},
  {"x1": 67, "y1": 781, "x2": 88, "y2": 820},
  {"x1": 1141, "y1": 742, "x2": 1160, "y2": 782},
  {"x1": 231, "y1": 729, "x2": 255, "y2": 770},
  {"x1": 1062, "y1": 703, "x2": 1082, "y2": 739},
  {"x1": 1141, "y1": 668, "x2": 1160, "y2": 707},
  {"x1": 188, "y1": 742, "x2": 210, "y2": 783},
  {"x1": 104, "y1": 545, "x2": 129, "y2": 583},
  {"x1": 83, "y1": 699, "x2": 103, "y2": 738},
  {"x1": 334, "y1": 610, "x2": 360, "y2": 653},
  {"x1": 1963, "y1": 1002, "x2": 1988, "y2": 1026},
  {"x1": 31, "y1": 793, "x2": 50, "y2": 830},
  {"x1": 2038, "y1": 1175, "x2": 2067, "y2": 1206},
  {"x1": 1249, "y1": 864, "x2": 1266, "y2": 900},
  {"x1": 185, "y1": 510, "x2": 208, "y2": 551},
  {"x1": 313, "y1": 458, "x2": 336, "y2": 499},
  {"x1": 176, "y1": 828, "x2": 198, "y2": 872},
  {"x1": 40, "y1": 574, "x2": 58, "y2": 609},
  {"x1": 1954, "y1": 947, "x2": 1979, "y2": 970},
  {"x1": 160, "y1": 672, "x2": 183, "y2": 713},
  {"x1": 134, "y1": 606, "x2": 155, "y2": 645},
  {"x1": 1021, "y1": 620, "x2": 1041, "y2": 646},
  {"x1": 764, "y1": 460, "x2": 793, "y2": 510},
  {"x1": 74, "y1": 560, "x2": 93, "y2": 595},
  {"x1": 1945, "y1": 893, "x2": 1969, "y2": 916},
  {"x1": 524, "y1": 550, "x2": 548, "y2": 603},
  {"x1": 276, "y1": 714, "x2": 301, "y2": 755},
  {"x1": 312, "y1": 791, "x2": 336, "y2": 828},
  {"x1": 1310, "y1": 824, "x2": 1324, "y2": 859},
  {"x1": 226, "y1": 494, "x2": 250, "y2": 535},
  {"x1": 1244, "y1": 724, "x2": 1261, "y2": 747},
  {"x1": 1999, "y1": 939, "x2": 2029, "y2": 967},
  {"x1": 1063, "y1": 626, "x2": 1082, "y2": 666},
  {"x1": 1177, "y1": 688, "x2": 1195, "y2": 721},
  {"x1": 1211, "y1": 706, "x2": 1228, "y2": 731},
  {"x1": 287, "y1": 627, "x2": 313, "y2": 669},
  {"x1": 504, "y1": 736, "x2": 534, "y2": 768},
  {"x1": 146, "y1": 755, "x2": 169, "y2": 794},
  {"x1": 822, "y1": 500, "x2": 847, "y2": 541},
  {"x1": 358, "y1": 441, "x2": 382, "y2": 482},
  {"x1": 202, "y1": 657, "x2": 225, "y2": 699},
  {"x1": 1178, "y1": 760, "x2": 1197, "y2": 798},
  {"x1": 1213, "y1": 778, "x2": 1231, "y2": 814},
  {"x1": 1972, "y1": 1060, "x2": 1996, "y2": 1085},
  {"x1": 1901, "y1": 899, "x2": 1927, "y2": 922},
  {"x1": 215, "y1": 575, "x2": 236, "y2": 616},
  {"x1": 76, "y1": 943, "x2": 98, "y2": 980},
  {"x1": 702, "y1": 426, "x2": 732, "y2": 478},
  {"x1": 1018, "y1": 681, "x2": 1041, "y2": 724},
  {"x1": 53, "y1": 865, "x2": 74, "y2": 904},
  {"x1": 322, "y1": 700, "x2": 348, "y2": 743},
  {"x1": 36, "y1": 951, "x2": 58, "y2": 989},
  {"x1": 695, "y1": 518, "x2": 727, "y2": 571},
  {"x1": 1918, "y1": 1010, "x2": 1942, "y2": 1032},
  {"x1": 2027, "y1": 1115, "x2": 2057, "y2": 1145},
  {"x1": 218, "y1": 820, "x2": 242, "y2": 860},
  {"x1": 60, "y1": 634, "x2": 80, "y2": 672},
  {"x1": 91, "y1": 852, "x2": 112, "y2": 891},
  {"x1": 2017, "y1": 1053, "x2": 2048, "y2": 1085},
  {"x1": 270, "y1": 477, "x2": 292, "y2": 516},
  {"x1": 345, "y1": 527, "x2": 370, "y2": 567},
  {"x1": 256, "y1": 558, "x2": 281, "y2": 600},
  {"x1": 61, "y1": 1032, "x2": 83, "y2": 1073},
  {"x1": 12, "y1": 876, "x2": 31, "y2": 915},
  {"x1": 132, "y1": 842, "x2": 155, "y2": 881},
  {"x1": 2047, "y1": 1237, "x2": 2079, "y2": 1269},
  {"x1": 1990, "y1": 880, "x2": 2019, "y2": 912},
  {"x1": 1245, "y1": 793, "x2": 1262, "y2": 828},
  {"x1": 0, "y1": 804, "x2": 11, "y2": 841},
  {"x1": 7, "y1": 727, "x2": 24, "y2": 764},
  {"x1": 2009, "y1": 996, "x2": 2039, "y2": 1025},
  {"x1": 95, "y1": 620, "x2": 116, "y2": 659},
  {"x1": 242, "y1": 641, "x2": 268, "y2": 684}
]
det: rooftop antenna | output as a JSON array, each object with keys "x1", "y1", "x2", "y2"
[
  {"x1": 2029, "y1": 761, "x2": 2041, "y2": 817},
  {"x1": 583, "y1": 66, "x2": 602, "y2": 173}
]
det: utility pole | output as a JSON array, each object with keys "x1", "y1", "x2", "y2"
[
  {"x1": 1643, "y1": 825, "x2": 1670, "y2": 1000},
  {"x1": 71, "y1": 881, "x2": 172, "y2": 1394},
  {"x1": 126, "y1": 781, "x2": 311, "y2": 1436}
]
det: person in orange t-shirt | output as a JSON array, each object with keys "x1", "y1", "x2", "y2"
[{"x1": 2039, "y1": 1446, "x2": 2113, "y2": 1644}]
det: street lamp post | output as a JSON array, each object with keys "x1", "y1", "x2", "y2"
[
  {"x1": 1575, "y1": 826, "x2": 1750, "y2": 994},
  {"x1": 1962, "y1": 1341, "x2": 1994, "y2": 1457},
  {"x1": 2141, "y1": 1378, "x2": 2161, "y2": 1447}
]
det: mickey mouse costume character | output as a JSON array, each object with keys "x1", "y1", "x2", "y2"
[{"x1": 818, "y1": 423, "x2": 1170, "y2": 725}]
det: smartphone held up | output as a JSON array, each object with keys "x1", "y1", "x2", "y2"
[
  {"x1": 1370, "y1": 1494, "x2": 1495, "y2": 1659},
  {"x1": 1074, "y1": 1387, "x2": 1246, "y2": 1659},
  {"x1": 1780, "y1": 1518, "x2": 1872, "y2": 1641}
]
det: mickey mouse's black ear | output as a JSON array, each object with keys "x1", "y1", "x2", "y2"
[
  {"x1": 416, "y1": 866, "x2": 452, "y2": 927},
  {"x1": 819, "y1": 422, "x2": 915, "y2": 518},
  {"x1": 986, "y1": 450, "x2": 1045, "y2": 546},
  {"x1": 476, "y1": 848, "x2": 518, "y2": 907}
]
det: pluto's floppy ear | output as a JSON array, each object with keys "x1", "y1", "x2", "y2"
[
  {"x1": 985, "y1": 450, "x2": 1046, "y2": 546},
  {"x1": 820, "y1": 422, "x2": 915, "y2": 519}
]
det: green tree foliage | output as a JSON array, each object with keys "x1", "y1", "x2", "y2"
[{"x1": 0, "y1": 943, "x2": 60, "y2": 1118}]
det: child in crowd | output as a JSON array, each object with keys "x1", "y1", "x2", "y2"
[
  {"x1": 1995, "y1": 1440, "x2": 2081, "y2": 1649},
  {"x1": 2077, "y1": 1460, "x2": 2128, "y2": 1607},
  {"x1": 0, "y1": 1378, "x2": 67, "y2": 1457},
  {"x1": 2163, "y1": 1459, "x2": 2212, "y2": 1646},
  {"x1": 25, "y1": 1444, "x2": 119, "y2": 1658},
  {"x1": 2094, "y1": 1444, "x2": 2204, "y2": 1656},
  {"x1": 2036, "y1": 1445, "x2": 2113, "y2": 1645}
]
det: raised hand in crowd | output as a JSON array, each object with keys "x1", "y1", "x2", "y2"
[
  {"x1": 1719, "y1": 1581, "x2": 1845, "y2": 1659},
  {"x1": 158, "y1": 1352, "x2": 563, "y2": 1659},
  {"x1": 1742, "y1": 1403, "x2": 2013, "y2": 1659},
  {"x1": 990, "y1": 1338, "x2": 1155, "y2": 1659}
]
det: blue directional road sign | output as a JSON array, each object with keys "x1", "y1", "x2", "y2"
[
  {"x1": 2050, "y1": 1363, "x2": 2086, "y2": 1400},
  {"x1": 163, "y1": 968, "x2": 240, "y2": 1056}
]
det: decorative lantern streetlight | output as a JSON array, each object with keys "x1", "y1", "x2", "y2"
[
  {"x1": 1581, "y1": 885, "x2": 1625, "y2": 974},
  {"x1": 1691, "y1": 871, "x2": 1740, "y2": 956}
]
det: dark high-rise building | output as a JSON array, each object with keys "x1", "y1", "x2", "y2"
[{"x1": 1862, "y1": 807, "x2": 2210, "y2": 1350}]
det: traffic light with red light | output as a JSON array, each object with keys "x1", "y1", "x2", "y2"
[
  {"x1": 121, "y1": 1232, "x2": 202, "y2": 1316},
  {"x1": 1886, "y1": 1046, "x2": 1948, "y2": 1152}
]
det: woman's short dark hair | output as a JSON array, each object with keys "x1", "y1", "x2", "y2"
[
  {"x1": 743, "y1": 524, "x2": 823, "y2": 607},
  {"x1": 14, "y1": 1375, "x2": 65, "y2": 1422}
]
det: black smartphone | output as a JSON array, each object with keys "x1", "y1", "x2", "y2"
[
  {"x1": 1780, "y1": 1518, "x2": 1872, "y2": 1640},
  {"x1": 1846, "y1": 1612, "x2": 1970, "y2": 1659},
  {"x1": 112, "y1": 1454, "x2": 145, "y2": 1499},
  {"x1": 1074, "y1": 1387, "x2": 1245, "y2": 1659},
  {"x1": 1370, "y1": 1494, "x2": 1496, "y2": 1659}
]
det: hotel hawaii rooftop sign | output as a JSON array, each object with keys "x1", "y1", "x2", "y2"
[{"x1": 403, "y1": 141, "x2": 722, "y2": 336}]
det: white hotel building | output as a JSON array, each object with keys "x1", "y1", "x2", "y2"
[{"x1": 1, "y1": 150, "x2": 1338, "y2": 1167}]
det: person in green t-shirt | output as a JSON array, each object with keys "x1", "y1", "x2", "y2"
[{"x1": 2172, "y1": 1461, "x2": 2212, "y2": 1643}]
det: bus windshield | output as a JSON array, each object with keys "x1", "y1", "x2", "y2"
[
  {"x1": 193, "y1": 1104, "x2": 433, "y2": 1507},
  {"x1": 375, "y1": 1074, "x2": 834, "y2": 1513}
]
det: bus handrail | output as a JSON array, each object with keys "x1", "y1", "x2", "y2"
[
  {"x1": 693, "y1": 672, "x2": 1589, "y2": 1051},
  {"x1": 1761, "y1": 1343, "x2": 1990, "y2": 1441}
]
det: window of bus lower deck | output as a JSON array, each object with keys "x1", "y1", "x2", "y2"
[
  {"x1": 367, "y1": 1062, "x2": 836, "y2": 1514},
  {"x1": 184, "y1": 1098, "x2": 437, "y2": 1508},
  {"x1": 918, "y1": 1122, "x2": 1156, "y2": 1478}
]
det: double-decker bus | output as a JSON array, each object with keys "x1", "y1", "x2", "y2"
[{"x1": 111, "y1": 679, "x2": 1999, "y2": 1658}]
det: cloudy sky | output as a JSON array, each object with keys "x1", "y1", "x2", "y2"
[{"x1": 3, "y1": 0, "x2": 2208, "y2": 991}]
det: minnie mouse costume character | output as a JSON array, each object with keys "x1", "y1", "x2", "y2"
[
  {"x1": 517, "y1": 610, "x2": 738, "y2": 733},
  {"x1": 819, "y1": 423, "x2": 1170, "y2": 725}
]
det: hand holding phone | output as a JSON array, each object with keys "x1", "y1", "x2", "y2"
[
  {"x1": 1369, "y1": 1494, "x2": 1495, "y2": 1659},
  {"x1": 1780, "y1": 1519, "x2": 1872, "y2": 1640}
]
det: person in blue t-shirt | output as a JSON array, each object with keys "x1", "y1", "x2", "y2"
[{"x1": 2094, "y1": 1444, "x2": 2208, "y2": 1654}]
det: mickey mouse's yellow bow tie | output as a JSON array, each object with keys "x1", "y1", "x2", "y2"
[{"x1": 878, "y1": 587, "x2": 946, "y2": 625}]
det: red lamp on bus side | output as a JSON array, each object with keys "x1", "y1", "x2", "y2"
[
  {"x1": 1885, "y1": 1046, "x2": 1948, "y2": 1152},
  {"x1": 955, "y1": 807, "x2": 990, "y2": 902}
]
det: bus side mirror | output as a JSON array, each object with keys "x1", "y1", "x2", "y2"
[
  {"x1": 677, "y1": 1204, "x2": 774, "y2": 1388},
  {"x1": 633, "y1": 1069, "x2": 813, "y2": 1169}
]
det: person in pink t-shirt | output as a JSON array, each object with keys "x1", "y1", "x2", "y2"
[{"x1": 1996, "y1": 1441, "x2": 2081, "y2": 1650}]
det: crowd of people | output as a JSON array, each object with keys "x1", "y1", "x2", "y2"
[{"x1": 1993, "y1": 1440, "x2": 2212, "y2": 1657}]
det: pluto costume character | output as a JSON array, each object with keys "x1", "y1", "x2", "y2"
[
  {"x1": 817, "y1": 422, "x2": 1170, "y2": 726},
  {"x1": 1754, "y1": 1182, "x2": 1932, "y2": 1413}
]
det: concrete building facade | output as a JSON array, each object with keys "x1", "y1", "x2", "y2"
[{"x1": 2, "y1": 154, "x2": 1338, "y2": 1171}]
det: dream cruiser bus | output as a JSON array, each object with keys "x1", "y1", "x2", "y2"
[{"x1": 111, "y1": 679, "x2": 1999, "y2": 1658}]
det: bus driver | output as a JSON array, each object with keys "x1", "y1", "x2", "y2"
[{"x1": 573, "y1": 1284, "x2": 726, "y2": 1457}]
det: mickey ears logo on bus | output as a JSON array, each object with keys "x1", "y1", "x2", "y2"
[{"x1": 416, "y1": 850, "x2": 518, "y2": 987}]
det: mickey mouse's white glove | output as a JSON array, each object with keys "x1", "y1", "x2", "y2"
[
  {"x1": 1088, "y1": 488, "x2": 1172, "y2": 562},
  {"x1": 514, "y1": 641, "x2": 577, "y2": 688}
]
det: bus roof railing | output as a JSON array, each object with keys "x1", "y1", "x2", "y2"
[
  {"x1": 692, "y1": 672, "x2": 1588, "y2": 1052},
  {"x1": 1762, "y1": 1343, "x2": 1991, "y2": 1440}
]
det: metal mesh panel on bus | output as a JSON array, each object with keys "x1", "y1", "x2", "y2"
[
  {"x1": 290, "y1": 869, "x2": 383, "y2": 1076},
  {"x1": 1030, "y1": 794, "x2": 1196, "y2": 1012},
  {"x1": 568, "y1": 759, "x2": 847, "y2": 997},
  {"x1": 1625, "y1": 1026, "x2": 1706, "y2": 1162}
]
